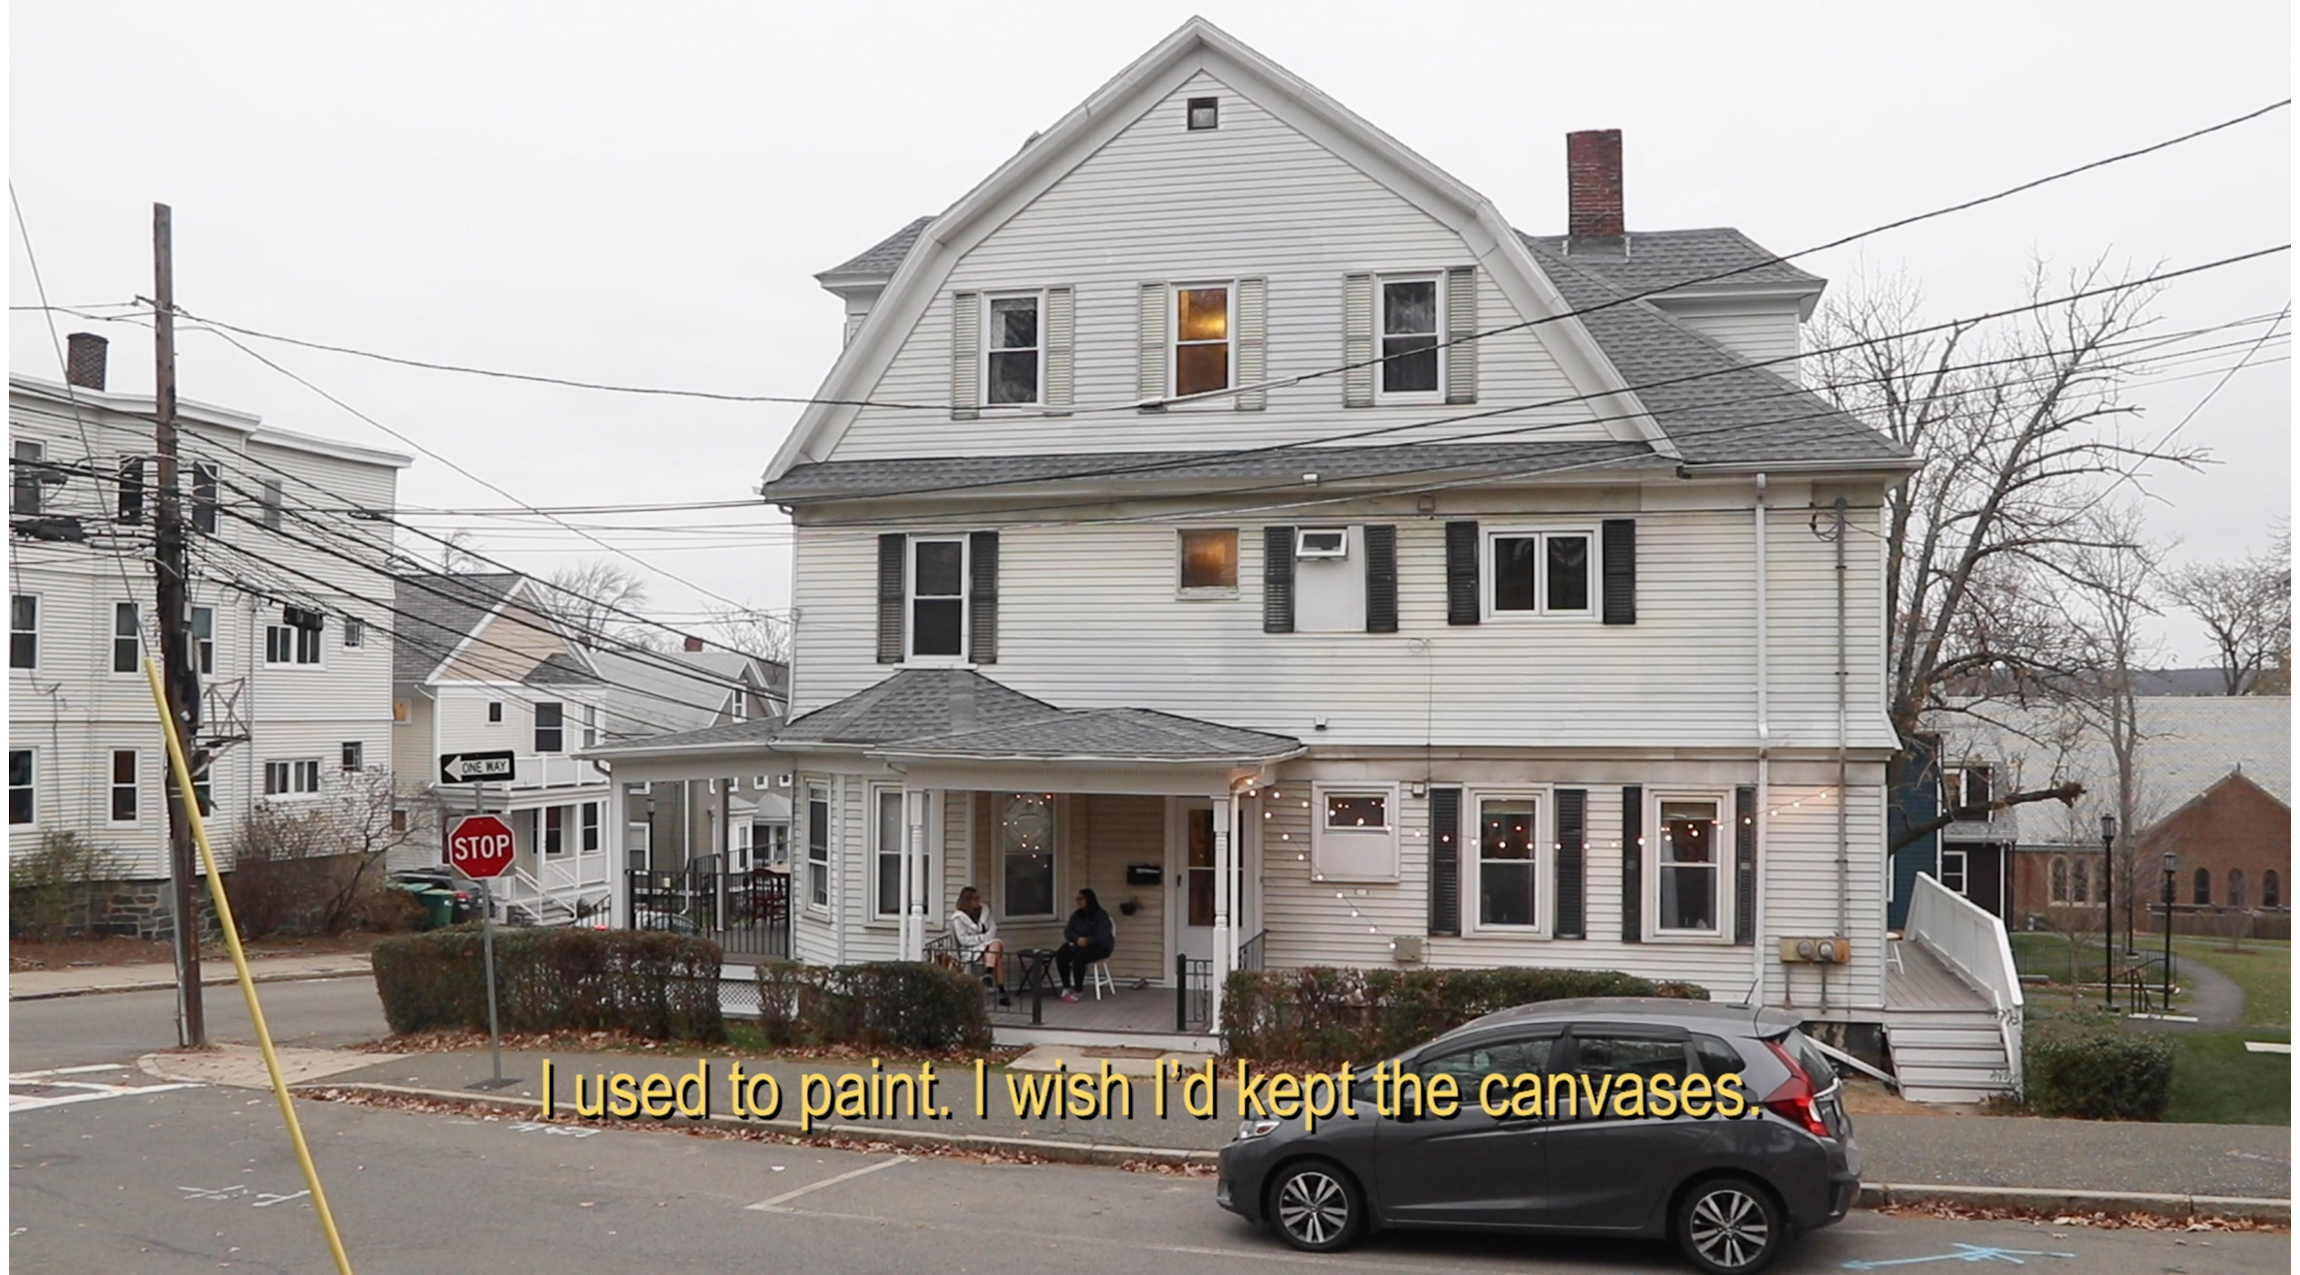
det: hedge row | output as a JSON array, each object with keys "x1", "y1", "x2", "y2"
[
  {"x1": 371, "y1": 926, "x2": 725, "y2": 1042},
  {"x1": 1223, "y1": 965, "x2": 1707, "y2": 1066},
  {"x1": 755, "y1": 961, "x2": 992, "y2": 1053},
  {"x1": 2024, "y1": 1021, "x2": 2176, "y2": 1120}
]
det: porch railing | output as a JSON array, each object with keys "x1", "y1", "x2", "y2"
[
  {"x1": 1176, "y1": 953, "x2": 1213, "y2": 1033},
  {"x1": 625, "y1": 866, "x2": 790, "y2": 960},
  {"x1": 1239, "y1": 929, "x2": 1266, "y2": 972},
  {"x1": 1906, "y1": 870, "x2": 2025, "y2": 1096}
]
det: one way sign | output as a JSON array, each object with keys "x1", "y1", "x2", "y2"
[{"x1": 438, "y1": 751, "x2": 517, "y2": 785}]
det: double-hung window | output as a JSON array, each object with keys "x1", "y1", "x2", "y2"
[
  {"x1": 1173, "y1": 284, "x2": 1231, "y2": 397},
  {"x1": 10, "y1": 595, "x2": 36, "y2": 670},
  {"x1": 1654, "y1": 796, "x2": 1724, "y2": 936},
  {"x1": 117, "y1": 457, "x2": 146, "y2": 524},
  {"x1": 109, "y1": 750, "x2": 139, "y2": 823},
  {"x1": 12, "y1": 441, "x2": 45, "y2": 516},
  {"x1": 1939, "y1": 848, "x2": 1968, "y2": 896},
  {"x1": 984, "y1": 294, "x2": 1041, "y2": 406},
  {"x1": 1379, "y1": 277, "x2": 1442, "y2": 397},
  {"x1": 340, "y1": 741, "x2": 364, "y2": 772},
  {"x1": 580, "y1": 802, "x2": 600, "y2": 854},
  {"x1": 190, "y1": 755, "x2": 214, "y2": 816},
  {"x1": 266, "y1": 609, "x2": 322, "y2": 666},
  {"x1": 8, "y1": 749, "x2": 33, "y2": 825},
  {"x1": 1000, "y1": 792, "x2": 1055, "y2": 918},
  {"x1": 805, "y1": 782, "x2": 831, "y2": 909},
  {"x1": 191, "y1": 605, "x2": 215, "y2": 675},
  {"x1": 908, "y1": 537, "x2": 967, "y2": 661},
  {"x1": 1489, "y1": 530, "x2": 1594, "y2": 617},
  {"x1": 260, "y1": 480, "x2": 284, "y2": 530},
  {"x1": 343, "y1": 618, "x2": 365, "y2": 648},
  {"x1": 542, "y1": 806, "x2": 565, "y2": 856},
  {"x1": 191, "y1": 462, "x2": 219, "y2": 534},
  {"x1": 872, "y1": 787, "x2": 928, "y2": 920},
  {"x1": 112, "y1": 602, "x2": 141, "y2": 673},
  {"x1": 534, "y1": 702, "x2": 564, "y2": 753},
  {"x1": 263, "y1": 759, "x2": 322, "y2": 797},
  {"x1": 1475, "y1": 793, "x2": 1541, "y2": 929}
]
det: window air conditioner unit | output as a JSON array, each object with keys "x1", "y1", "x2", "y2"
[{"x1": 1296, "y1": 528, "x2": 1348, "y2": 560}]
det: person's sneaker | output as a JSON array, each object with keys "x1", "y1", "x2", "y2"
[{"x1": 1060, "y1": 989, "x2": 1079, "y2": 1003}]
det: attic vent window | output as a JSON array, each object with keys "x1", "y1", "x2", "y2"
[
  {"x1": 1296, "y1": 529, "x2": 1348, "y2": 560},
  {"x1": 1186, "y1": 97, "x2": 1218, "y2": 131}
]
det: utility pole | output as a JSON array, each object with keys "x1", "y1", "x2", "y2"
[{"x1": 154, "y1": 202, "x2": 206, "y2": 1048}]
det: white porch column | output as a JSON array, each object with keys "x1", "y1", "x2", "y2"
[
  {"x1": 1212, "y1": 792, "x2": 1234, "y2": 1031},
  {"x1": 903, "y1": 785, "x2": 928, "y2": 961},
  {"x1": 608, "y1": 773, "x2": 627, "y2": 931}
]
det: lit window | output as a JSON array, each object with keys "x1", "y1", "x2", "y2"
[
  {"x1": 1186, "y1": 96, "x2": 1218, "y2": 130},
  {"x1": 1490, "y1": 531, "x2": 1593, "y2": 616},
  {"x1": 109, "y1": 750, "x2": 139, "y2": 823},
  {"x1": 1379, "y1": 278, "x2": 1440, "y2": 396},
  {"x1": 1179, "y1": 528, "x2": 1238, "y2": 590},
  {"x1": 1174, "y1": 285, "x2": 1231, "y2": 397},
  {"x1": 985, "y1": 295, "x2": 1040, "y2": 406},
  {"x1": 908, "y1": 538, "x2": 967, "y2": 660},
  {"x1": 1655, "y1": 798, "x2": 1722, "y2": 934}
]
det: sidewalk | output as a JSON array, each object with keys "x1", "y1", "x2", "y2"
[
  {"x1": 9, "y1": 952, "x2": 372, "y2": 1000},
  {"x1": 173, "y1": 1043, "x2": 2292, "y2": 1211}
]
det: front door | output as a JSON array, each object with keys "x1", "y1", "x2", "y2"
[{"x1": 1172, "y1": 801, "x2": 1249, "y2": 967}]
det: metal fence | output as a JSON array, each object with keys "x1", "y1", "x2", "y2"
[
  {"x1": 625, "y1": 866, "x2": 790, "y2": 961},
  {"x1": 1176, "y1": 953, "x2": 1212, "y2": 1032}
]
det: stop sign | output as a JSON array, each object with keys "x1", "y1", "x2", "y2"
[{"x1": 447, "y1": 814, "x2": 516, "y2": 879}]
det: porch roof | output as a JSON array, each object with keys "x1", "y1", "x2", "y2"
[{"x1": 868, "y1": 705, "x2": 1303, "y2": 765}]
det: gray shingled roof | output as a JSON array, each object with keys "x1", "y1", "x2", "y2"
[
  {"x1": 580, "y1": 718, "x2": 782, "y2": 757},
  {"x1": 759, "y1": 440, "x2": 1661, "y2": 502},
  {"x1": 524, "y1": 651, "x2": 602, "y2": 687},
  {"x1": 875, "y1": 706, "x2": 1301, "y2": 763},
  {"x1": 392, "y1": 572, "x2": 522, "y2": 683},
  {"x1": 818, "y1": 216, "x2": 934, "y2": 281},
  {"x1": 1519, "y1": 228, "x2": 1823, "y2": 294},
  {"x1": 1519, "y1": 235, "x2": 1908, "y2": 467},
  {"x1": 774, "y1": 669, "x2": 1059, "y2": 745}
]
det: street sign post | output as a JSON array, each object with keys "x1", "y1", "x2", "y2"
[
  {"x1": 438, "y1": 751, "x2": 516, "y2": 786},
  {"x1": 447, "y1": 808, "x2": 518, "y2": 1090}
]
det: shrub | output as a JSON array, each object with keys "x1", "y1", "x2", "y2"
[
  {"x1": 1223, "y1": 965, "x2": 1707, "y2": 1066},
  {"x1": 372, "y1": 927, "x2": 725, "y2": 1042},
  {"x1": 2024, "y1": 1022, "x2": 2176, "y2": 1120},
  {"x1": 9, "y1": 831, "x2": 126, "y2": 941},
  {"x1": 755, "y1": 961, "x2": 992, "y2": 1053}
]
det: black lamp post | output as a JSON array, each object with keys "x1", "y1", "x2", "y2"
[
  {"x1": 2100, "y1": 813, "x2": 2118, "y2": 1012},
  {"x1": 2161, "y1": 851, "x2": 2177, "y2": 1010}
]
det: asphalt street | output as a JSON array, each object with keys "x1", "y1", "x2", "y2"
[
  {"x1": 11, "y1": 1084, "x2": 2288, "y2": 1275},
  {"x1": 8, "y1": 976, "x2": 390, "y2": 1072}
]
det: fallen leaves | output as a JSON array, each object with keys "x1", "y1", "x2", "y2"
[{"x1": 1874, "y1": 1202, "x2": 2286, "y2": 1232}]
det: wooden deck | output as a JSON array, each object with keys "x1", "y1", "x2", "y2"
[{"x1": 1884, "y1": 938, "x2": 1993, "y2": 1012}]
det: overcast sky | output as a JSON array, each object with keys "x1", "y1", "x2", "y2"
[{"x1": 11, "y1": 1, "x2": 2290, "y2": 662}]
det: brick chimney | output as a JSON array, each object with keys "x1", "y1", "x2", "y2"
[
  {"x1": 683, "y1": 635, "x2": 705, "y2": 653},
  {"x1": 1566, "y1": 129, "x2": 1624, "y2": 240},
  {"x1": 65, "y1": 332, "x2": 108, "y2": 391}
]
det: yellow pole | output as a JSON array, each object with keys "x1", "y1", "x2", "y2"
[{"x1": 144, "y1": 658, "x2": 356, "y2": 1275}]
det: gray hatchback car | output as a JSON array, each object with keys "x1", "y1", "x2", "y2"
[{"x1": 1216, "y1": 998, "x2": 1859, "y2": 1274}]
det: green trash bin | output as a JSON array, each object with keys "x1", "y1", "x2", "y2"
[{"x1": 409, "y1": 886, "x2": 454, "y2": 930}]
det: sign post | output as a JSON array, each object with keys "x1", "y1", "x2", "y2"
[{"x1": 446, "y1": 803, "x2": 518, "y2": 1090}]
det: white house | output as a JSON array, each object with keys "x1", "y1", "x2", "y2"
[
  {"x1": 595, "y1": 21, "x2": 1977, "y2": 1071},
  {"x1": 9, "y1": 344, "x2": 408, "y2": 935}
]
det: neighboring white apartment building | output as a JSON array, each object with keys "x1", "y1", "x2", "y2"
[
  {"x1": 597, "y1": 20, "x2": 1921, "y2": 1036},
  {"x1": 9, "y1": 342, "x2": 408, "y2": 935}
]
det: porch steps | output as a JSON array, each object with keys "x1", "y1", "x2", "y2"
[{"x1": 1885, "y1": 1010, "x2": 2014, "y2": 1104}]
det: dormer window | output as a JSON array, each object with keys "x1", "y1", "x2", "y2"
[{"x1": 1186, "y1": 96, "x2": 1218, "y2": 131}]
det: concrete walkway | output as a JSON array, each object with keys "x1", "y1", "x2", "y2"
[
  {"x1": 214, "y1": 1044, "x2": 2292, "y2": 1207},
  {"x1": 8, "y1": 952, "x2": 372, "y2": 1000}
]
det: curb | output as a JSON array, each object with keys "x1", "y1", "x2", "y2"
[
  {"x1": 291, "y1": 1082, "x2": 2292, "y2": 1213},
  {"x1": 296, "y1": 1081, "x2": 1222, "y2": 1167},
  {"x1": 9, "y1": 967, "x2": 370, "y2": 1002},
  {"x1": 1860, "y1": 1182, "x2": 2290, "y2": 1224}
]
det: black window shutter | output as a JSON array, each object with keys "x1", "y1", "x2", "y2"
[
  {"x1": 1734, "y1": 785, "x2": 1757, "y2": 944},
  {"x1": 875, "y1": 534, "x2": 906, "y2": 664},
  {"x1": 1363, "y1": 524, "x2": 1398, "y2": 633},
  {"x1": 1263, "y1": 525, "x2": 1296, "y2": 634},
  {"x1": 1620, "y1": 785, "x2": 1643, "y2": 942},
  {"x1": 1601, "y1": 518, "x2": 1637, "y2": 625},
  {"x1": 1445, "y1": 521, "x2": 1480, "y2": 625},
  {"x1": 968, "y1": 530, "x2": 1000, "y2": 665},
  {"x1": 1555, "y1": 788, "x2": 1586, "y2": 939},
  {"x1": 1428, "y1": 786, "x2": 1461, "y2": 937}
]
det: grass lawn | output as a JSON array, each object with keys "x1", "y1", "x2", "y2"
[
  {"x1": 2163, "y1": 1028, "x2": 2291, "y2": 1125},
  {"x1": 2173, "y1": 938, "x2": 2291, "y2": 1029}
]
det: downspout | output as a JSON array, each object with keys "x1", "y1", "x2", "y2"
[
  {"x1": 1753, "y1": 476, "x2": 1772, "y2": 1009},
  {"x1": 1833, "y1": 496, "x2": 1851, "y2": 1007}
]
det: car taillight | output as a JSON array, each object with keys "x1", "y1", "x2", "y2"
[{"x1": 1762, "y1": 1040, "x2": 1831, "y2": 1138}]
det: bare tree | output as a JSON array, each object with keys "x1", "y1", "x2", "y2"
[
  {"x1": 228, "y1": 769, "x2": 423, "y2": 937},
  {"x1": 1807, "y1": 259, "x2": 2206, "y2": 849},
  {"x1": 2161, "y1": 526, "x2": 2291, "y2": 695},
  {"x1": 541, "y1": 560, "x2": 660, "y2": 651},
  {"x1": 2062, "y1": 502, "x2": 2165, "y2": 952},
  {"x1": 699, "y1": 604, "x2": 793, "y2": 665},
  {"x1": 437, "y1": 530, "x2": 489, "y2": 573}
]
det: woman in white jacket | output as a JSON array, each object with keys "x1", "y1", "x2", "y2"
[{"x1": 950, "y1": 886, "x2": 1006, "y2": 992}]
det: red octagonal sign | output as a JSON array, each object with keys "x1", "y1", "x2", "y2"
[{"x1": 447, "y1": 814, "x2": 517, "y2": 880}]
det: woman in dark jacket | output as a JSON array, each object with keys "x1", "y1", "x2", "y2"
[{"x1": 1054, "y1": 889, "x2": 1115, "y2": 1001}]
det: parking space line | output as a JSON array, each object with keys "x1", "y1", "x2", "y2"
[{"x1": 745, "y1": 1155, "x2": 912, "y2": 1211}]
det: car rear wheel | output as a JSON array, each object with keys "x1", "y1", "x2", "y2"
[
  {"x1": 1268, "y1": 1160, "x2": 1364, "y2": 1252},
  {"x1": 1675, "y1": 1176, "x2": 1783, "y2": 1275}
]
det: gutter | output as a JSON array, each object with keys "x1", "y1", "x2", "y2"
[{"x1": 1752, "y1": 474, "x2": 1771, "y2": 1009}]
